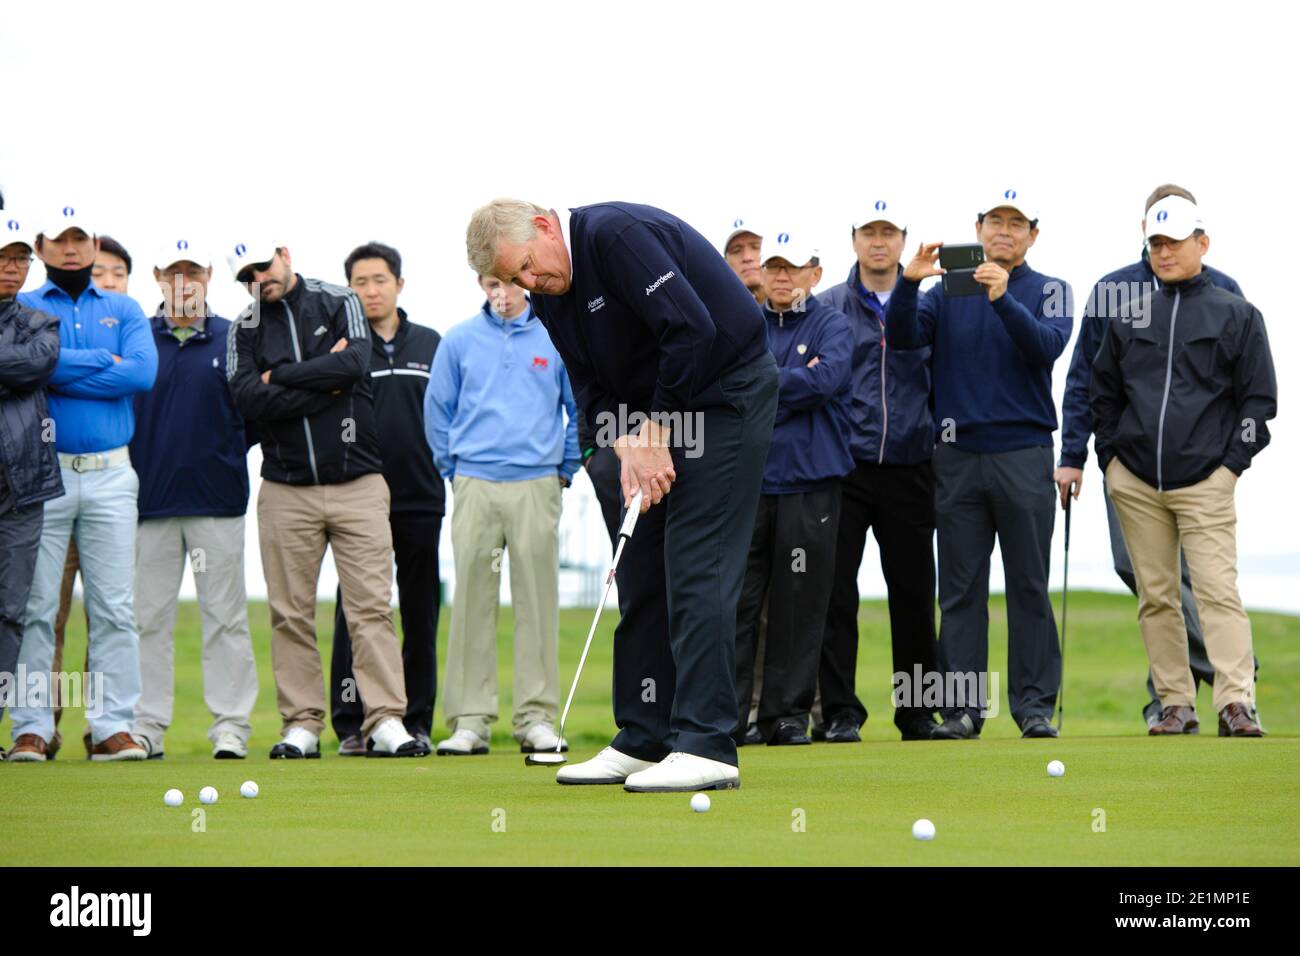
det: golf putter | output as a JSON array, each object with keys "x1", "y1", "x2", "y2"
[
  {"x1": 526, "y1": 490, "x2": 644, "y2": 766},
  {"x1": 1056, "y1": 487, "x2": 1073, "y2": 730}
]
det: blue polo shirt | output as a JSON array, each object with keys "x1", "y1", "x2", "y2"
[{"x1": 19, "y1": 281, "x2": 157, "y2": 454}]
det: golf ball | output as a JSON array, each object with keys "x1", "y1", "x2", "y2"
[
  {"x1": 690, "y1": 793, "x2": 711, "y2": 813},
  {"x1": 163, "y1": 788, "x2": 183, "y2": 808},
  {"x1": 1047, "y1": 760, "x2": 1066, "y2": 777},
  {"x1": 198, "y1": 786, "x2": 218, "y2": 805},
  {"x1": 240, "y1": 780, "x2": 259, "y2": 799},
  {"x1": 912, "y1": 818, "x2": 936, "y2": 841}
]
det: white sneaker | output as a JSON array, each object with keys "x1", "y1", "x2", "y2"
[
  {"x1": 436, "y1": 728, "x2": 489, "y2": 756},
  {"x1": 556, "y1": 746, "x2": 657, "y2": 785},
  {"x1": 623, "y1": 752, "x2": 740, "y2": 792},
  {"x1": 269, "y1": 727, "x2": 320, "y2": 759},
  {"x1": 520, "y1": 723, "x2": 568, "y2": 754},
  {"x1": 368, "y1": 718, "x2": 427, "y2": 757},
  {"x1": 213, "y1": 731, "x2": 247, "y2": 759}
]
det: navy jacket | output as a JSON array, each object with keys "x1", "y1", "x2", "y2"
[
  {"x1": 531, "y1": 202, "x2": 767, "y2": 437},
  {"x1": 886, "y1": 263, "x2": 1073, "y2": 453},
  {"x1": 0, "y1": 299, "x2": 64, "y2": 510},
  {"x1": 762, "y1": 293, "x2": 854, "y2": 494},
  {"x1": 821, "y1": 265, "x2": 934, "y2": 466},
  {"x1": 131, "y1": 312, "x2": 251, "y2": 519},
  {"x1": 1059, "y1": 251, "x2": 1241, "y2": 469},
  {"x1": 370, "y1": 310, "x2": 444, "y2": 516}
]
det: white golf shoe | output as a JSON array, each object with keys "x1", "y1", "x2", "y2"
[
  {"x1": 623, "y1": 752, "x2": 740, "y2": 792},
  {"x1": 269, "y1": 726, "x2": 320, "y2": 759},
  {"x1": 555, "y1": 746, "x2": 657, "y2": 785},
  {"x1": 368, "y1": 718, "x2": 428, "y2": 757},
  {"x1": 520, "y1": 723, "x2": 568, "y2": 754},
  {"x1": 436, "y1": 728, "x2": 489, "y2": 756},
  {"x1": 213, "y1": 731, "x2": 247, "y2": 759}
]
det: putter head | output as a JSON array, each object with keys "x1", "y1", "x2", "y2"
[{"x1": 524, "y1": 751, "x2": 567, "y2": 766}]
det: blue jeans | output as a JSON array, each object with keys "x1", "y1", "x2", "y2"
[{"x1": 10, "y1": 462, "x2": 141, "y2": 744}]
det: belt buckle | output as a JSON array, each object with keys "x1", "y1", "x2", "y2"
[{"x1": 71, "y1": 455, "x2": 96, "y2": 473}]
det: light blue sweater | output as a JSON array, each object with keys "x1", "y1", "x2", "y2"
[{"x1": 424, "y1": 302, "x2": 580, "y2": 483}]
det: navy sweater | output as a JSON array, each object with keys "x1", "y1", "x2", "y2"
[
  {"x1": 886, "y1": 262, "x2": 1073, "y2": 453},
  {"x1": 131, "y1": 312, "x2": 251, "y2": 519},
  {"x1": 762, "y1": 293, "x2": 854, "y2": 494},
  {"x1": 531, "y1": 202, "x2": 767, "y2": 436}
]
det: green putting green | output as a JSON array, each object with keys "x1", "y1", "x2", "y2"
[{"x1": 2, "y1": 592, "x2": 1297, "y2": 866}]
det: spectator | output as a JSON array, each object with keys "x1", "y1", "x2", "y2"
[
  {"x1": 1091, "y1": 196, "x2": 1275, "y2": 738},
  {"x1": 722, "y1": 218, "x2": 765, "y2": 305},
  {"x1": 128, "y1": 238, "x2": 258, "y2": 760},
  {"x1": 424, "y1": 270, "x2": 580, "y2": 756},
  {"x1": 91, "y1": 235, "x2": 131, "y2": 294},
  {"x1": 225, "y1": 240, "x2": 423, "y2": 758}
]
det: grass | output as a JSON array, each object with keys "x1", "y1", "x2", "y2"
[{"x1": 2, "y1": 591, "x2": 1297, "y2": 866}]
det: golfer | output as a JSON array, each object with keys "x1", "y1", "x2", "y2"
[{"x1": 466, "y1": 199, "x2": 777, "y2": 792}]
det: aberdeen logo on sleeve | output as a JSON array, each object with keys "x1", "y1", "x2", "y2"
[{"x1": 645, "y1": 271, "x2": 676, "y2": 296}]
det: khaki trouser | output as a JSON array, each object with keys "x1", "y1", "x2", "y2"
[
  {"x1": 257, "y1": 474, "x2": 406, "y2": 738},
  {"x1": 445, "y1": 475, "x2": 561, "y2": 741},
  {"x1": 132, "y1": 516, "x2": 258, "y2": 752},
  {"x1": 1105, "y1": 458, "x2": 1255, "y2": 713}
]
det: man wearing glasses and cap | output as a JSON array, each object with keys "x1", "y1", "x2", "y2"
[
  {"x1": 6, "y1": 205, "x2": 157, "y2": 762},
  {"x1": 127, "y1": 238, "x2": 259, "y2": 760},
  {"x1": 0, "y1": 212, "x2": 64, "y2": 759},
  {"x1": 887, "y1": 190, "x2": 1072, "y2": 741},
  {"x1": 1091, "y1": 196, "x2": 1275, "y2": 738},
  {"x1": 225, "y1": 240, "x2": 423, "y2": 758},
  {"x1": 818, "y1": 198, "x2": 940, "y2": 743}
]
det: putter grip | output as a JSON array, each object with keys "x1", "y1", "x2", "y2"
[{"x1": 620, "y1": 491, "x2": 644, "y2": 538}]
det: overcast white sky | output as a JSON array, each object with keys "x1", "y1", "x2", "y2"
[{"x1": 3, "y1": 0, "x2": 1296, "y2": 611}]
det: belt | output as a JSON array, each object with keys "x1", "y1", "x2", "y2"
[{"x1": 59, "y1": 446, "x2": 131, "y2": 473}]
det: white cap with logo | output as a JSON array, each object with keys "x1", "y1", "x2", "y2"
[
  {"x1": 853, "y1": 198, "x2": 907, "y2": 231},
  {"x1": 1145, "y1": 196, "x2": 1206, "y2": 242},
  {"x1": 722, "y1": 217, "x2": 764, "y2": 253},
  {"x1": 980, "y1": 188, "x2": 1038, "y2": 224},
  {"x1": 227, "y1": 240, "x2": 281, "y2": 280},
  {"x1": 2, "y1": 211, "x2": 33, "y2": 250},
  {"x1": 154, "y1": 237, "x2": 211, "y2": 272},
  {"x1": 763, "y1": 229, "x2": 819, "y2": 268},
  {"x1": 40, "y1": 204, "x2": 97, "y2": 241}
]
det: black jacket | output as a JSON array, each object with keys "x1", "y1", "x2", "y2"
[
  {"x1": 369, "y1": 310, "x2": 444, "y2": 515},
  {"x1": 1090, "y1": 270, "x2": 1276, "y2": 491},
  {"x1": 226, "y1": 275, "x2": 383, "y2": 485},
  {"x1": 0, "y1": 299, "x2": 64, "y2": 509}
]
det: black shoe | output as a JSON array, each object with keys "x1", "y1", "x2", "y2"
[
  {"x1": 931, "y1": 713, "x2": 979, "y2": 740},
  {"x1": 823, "y1": 714, "x2": 861, "y2": 743},
  {"x1": 810, "y1": 724, "x2": 826, "y2": 742},
  {"x1": 743, "y1": 723, "x2": 764, "y2": 746},
  {"x1": 1020, "y1": 715, "x2": 1059, "y2": 738},
  {"x1": 1142, "y1": 700, "x2": 1162, "y2": 730},
  {"x1": 898, "y1": 716, "x2": 937, "y2": 741},
  {"x1": 768, "y1": 720, "x2": 811, "y2": 746}
]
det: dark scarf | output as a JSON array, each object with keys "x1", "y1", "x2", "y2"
[{"x1": 46, "y1": 263, "x2": 94, "y2": 299}]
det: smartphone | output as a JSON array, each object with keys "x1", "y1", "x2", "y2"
[{"x1": 939, "y1": 243, "x2": 986, "y2": 297}]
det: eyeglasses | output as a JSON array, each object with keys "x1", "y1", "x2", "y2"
[
  {"x1": 237, "y1": 260, "x2": 274, "y2": 283},
  {"x1": 761, "y1": 261, "x2": 811, "y2": 276},
  {"x1": 0, "y1": 253, "x2": 34, "y2": 268}
]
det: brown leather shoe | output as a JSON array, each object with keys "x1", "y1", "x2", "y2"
[
  {"x1": 7, "y1": 734, "x2": 50, "y2": 762},
  {"x1": 1148, "y1": 705, "x2": 1199, "y2": 735},
  {"x1": 88, "y1": 731, "x2": 147, "y2": 761},
  {"x1": 1218, "y1": 702, "x2": 1264, "y2": 737},
  {"x1": 337, "y1": 734, "x2": 366, "y2": 757}
]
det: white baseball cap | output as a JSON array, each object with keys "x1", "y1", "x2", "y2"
[
  {"x1": 853, "y1": 198, "x2": 907, "y2": 231},
  {"x1": 980, "y1": 188, "x2": 1038, "y2": 224},
  {"x1": 1145, "y1": 196, "x2": 1206, "y2": 242},
  {"x1": 722, "y1": 217, "x2": 764, "y2": 253},
  {"x1": 39, "y1": 204, "x2": 97, "y2": 242},
  {"x1": 227, "y1": 239, "x2": 282, "y2": 280},
  {"x1": 153, "y1": 237, "x2": 211, "y2": 272},
  {"x1": 1, "y1": 211, "x2": 33, "y2": 251},
  {"x1": 762, "y1": 228, "x2": 819, "y2": 268}
]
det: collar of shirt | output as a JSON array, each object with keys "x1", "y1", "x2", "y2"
[
  {"x1": 157, "y1": 306, "x2": 208, "y2": 334},
  {"x1": 556, "y1": 207, "x2": 575, "y2": 285},
  {"x1": 35, "y1": 279, "x2": 104, "y2": 305}
]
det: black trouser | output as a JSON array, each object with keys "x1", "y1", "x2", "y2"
[
  {"x1": 1102, "y1": 484, "x2": 1259, "y2": 718},
  {"x1": 0, "y1": 503, "x2": 43, "y2": 725},
  {"x1": 610, "y1": 353, "x2": 777, "y2": 767},
  {"x1": 819, "y1": 459, "x2": 938, "y2": 731},
  {"x1": 331, "y1": 512, "x2": 441, "y2": 739},
  {"x1": 933, "y1": 443, "x2": 1059, "y2": 731},
  {"x1": 585, "y1": 445, "x2": 623, "y2": 549},
  {"x1": 735, "y1": 485, "x2": 840, "y2": 740}
]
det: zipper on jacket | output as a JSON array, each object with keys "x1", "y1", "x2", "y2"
[
  {"x1": 284, "y1": 302, "x2": 320, "y2": 484},
  {"x1": 1154, "y1": 289, "x2": 1180, "y2": 492},
  {"x1": 877, "y1": 316, "x2": 888, "y2": 465}
]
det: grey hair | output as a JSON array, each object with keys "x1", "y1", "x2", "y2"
[{"x1": 466, "y1": 198, "x2": 550, "y2": 276}]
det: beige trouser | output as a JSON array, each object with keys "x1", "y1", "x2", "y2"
[
  {"x1": 1105, "y1": 458, "x2": 1255, "y2": 713},
  {"x1": 445, "y1": 475, "x2": 561, "y2": 741},
  {"x1": 258, "y1": 474, "x2": 406, "y2": 738},
  {"x1": 132, "y1": 517, "x2": 258, "y2": 752}
]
